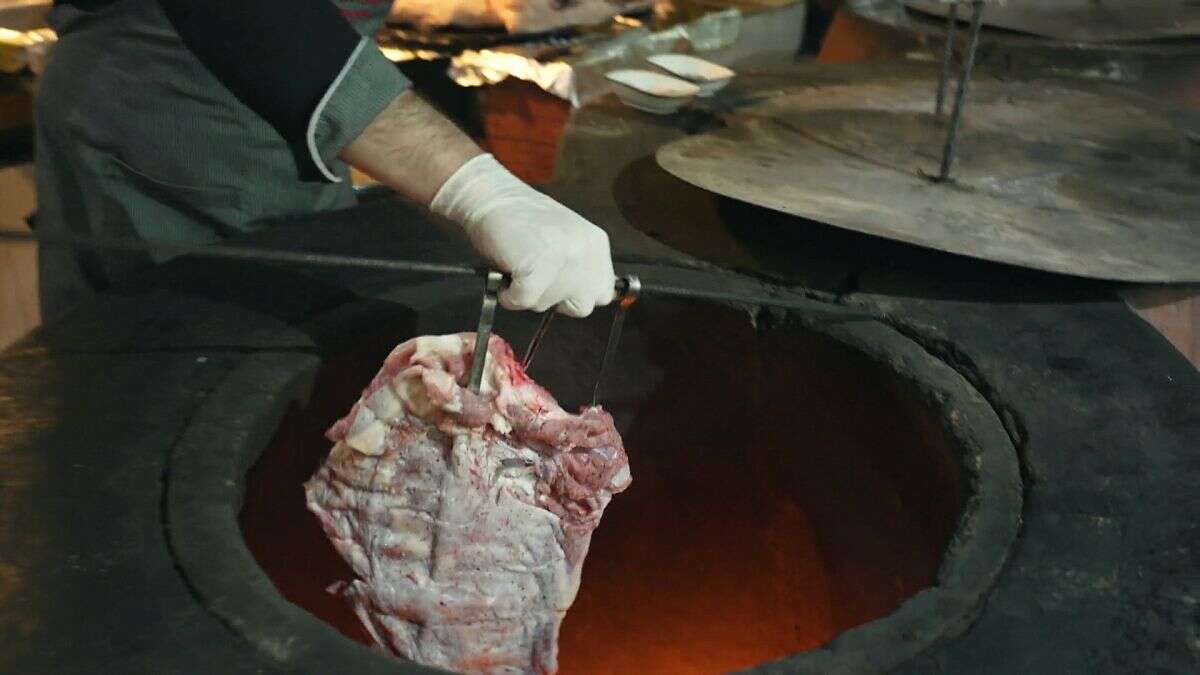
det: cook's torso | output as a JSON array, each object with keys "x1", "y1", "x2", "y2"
[{"x1": 37, "y1": 0, "x2": 394, "y2": 237}]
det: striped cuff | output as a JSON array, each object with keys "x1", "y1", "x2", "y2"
[{"x1": 306, "y1": 37, "x2": 412, "y2": 183}]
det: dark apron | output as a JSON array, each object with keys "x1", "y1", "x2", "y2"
[{"x1": 34, "y1": 0, "x2": 386, "y2": 319}]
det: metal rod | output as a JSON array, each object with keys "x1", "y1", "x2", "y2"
[
  {"x1": 935, "y1": 1, "x2": 960, "y2": 116},
  {"x1": 936, "y1": 0, "x2": 985, "y2": 183},
  {"x1": 468, "y1": 271, "x2": 503, "y2": 394},
  {"x1": 591, "y1": 275, "x2": 641, "y2": 407},
  {"x1": 522, "y1": 311, "x2": 556, "y2": 371},
  {"x1": 628, "y1": 281, "x2": 868, "y2": 318},
  {"x1": 0, "y1": 228, "x2": 479, "y2": 278},
  {"x1": 0, "y1": 227, "x2": 879, "y2": 319}
]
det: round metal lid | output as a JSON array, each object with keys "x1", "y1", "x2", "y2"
[
  {"x1": 903, "y1": 0, "x2": 1200, "y2": 43},
  {"x1": 657, "y1": 65, "x2": 1200, "y2": 283}
]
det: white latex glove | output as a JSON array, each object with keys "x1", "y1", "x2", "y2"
[{"x1": 430, "y1": 154, "x2": 616, "y2": 317}]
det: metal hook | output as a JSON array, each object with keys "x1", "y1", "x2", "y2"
[
  {"x1": 468, "y1": 271, "x2": 504, "y2": 394},
  {"x1": 522, "y1": 311, "x2": 556, "y2": 371},
  {"x1": 521, "y1": 276, "x2": 640, "y2": 373},
  {"x1": 475, "y1": 274, "x2": 640, "y2": 399},
  {"x1": 592, "y1": 275, "x2": 641, "y2": 408}
]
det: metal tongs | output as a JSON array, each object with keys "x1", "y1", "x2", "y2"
[{"x1": 466, "y1": 271, "x2": 641, "y2": 408}]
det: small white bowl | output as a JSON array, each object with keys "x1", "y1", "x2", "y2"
[
  {"x1": 604, "y1": 69, "x2": 699, "y2": 115},
  {"x1": 646, "y1": 54, "x2": 735, "y2": 97}
]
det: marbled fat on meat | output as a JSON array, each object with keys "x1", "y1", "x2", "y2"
[{"x1": 305, "y1": 334, "x2": 631, "y2": 674}]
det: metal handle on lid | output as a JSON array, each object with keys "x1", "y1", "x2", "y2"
[
  {"x1": 520, "y1": 276, "x2": 637, "y2": 372},
  {"x1": 470, "y1": 273, "x2": 641, "y2": 409},
  {"x1": 470, "y1": 274, "x2": 641, "y2": 400}
]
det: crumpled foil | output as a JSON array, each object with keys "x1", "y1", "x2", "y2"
[
  {"x1": 402, "y1": 8, "x2": 745, "y2": 106},
  {"x1": 449, "y1": 49, "x2": 577, "y2": 99}
]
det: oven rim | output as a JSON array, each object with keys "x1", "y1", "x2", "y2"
[{"x1": 163, "y1": 293, "x2": 1023, "y2": 675}]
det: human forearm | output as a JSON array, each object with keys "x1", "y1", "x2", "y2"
[
  {"x1": 339, "y1": 90, "x2": 483, "y2": 207},
  {"x1": 339, "y1": 90, "x2": 615, "y2": 317}
]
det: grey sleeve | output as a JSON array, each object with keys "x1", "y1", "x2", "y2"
[{"x1": 306, "y1": 38, "x2": 413, "y2": 183}]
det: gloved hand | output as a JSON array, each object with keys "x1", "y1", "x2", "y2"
[{"x1": 430, "y1": 153, "x2": 616, "y2": 317}]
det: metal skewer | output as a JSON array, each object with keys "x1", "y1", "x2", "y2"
[
  {"x1": 1, "y1": 227, "x2": 879, "y2": 320},
  {"x1": 522, "y1": 311, "x2": 556, "y2": 370},
  {"x1": 471, "y1": 274, "x2": 643, "y2": 406},
  {"x1": 0, "y1": 228, "x2": 478, "y2": 278},
  {"x1": 592, "y1": 275, "x2": 640, "y2": 407},
  {"x1": 521, "y1": 276, "x2": 640, "y2": 373},
  {"x1": 467, "y1": 271, "x2": 503, "y2": 394}
]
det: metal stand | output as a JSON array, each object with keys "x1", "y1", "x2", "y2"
[
  {"x1": 933, "y1": 1, "x2": 986, "y2": 183},
  {"x1": 934, "y1": 1, "x2": 960, "y2": 116}
]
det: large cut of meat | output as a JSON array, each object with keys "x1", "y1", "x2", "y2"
[
  {"x1": 389, "y1": 0, "x2": 653, "y2": 34},
  {"x1": 305, "y1": 334, "x2": 631, "y2": 674}
]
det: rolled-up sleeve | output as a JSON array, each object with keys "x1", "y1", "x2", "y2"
[
  {"x1": 306, "y1": 37, "x2": 410, "y2": 182},
  {"x1": 158, "y1": 0, "x2": 410, "y2": 183}
]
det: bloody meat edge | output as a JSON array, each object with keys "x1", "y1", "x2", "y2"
[{"x1": 305, "y1": 334, "x2": 632, "y2": 675}]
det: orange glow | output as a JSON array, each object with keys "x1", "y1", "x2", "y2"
[
  {"x1": 483, "y1": 80, "x2": 571, "y2": 185},
  {"x1": 555, "y1": 462, "x2": 838, "y2": 674},
  {"x1": 242, "y1": 324, "x2": 959, "y2": 673},
  {"x1": 817, "y1": 9, "x2": 919, "y2": 64}
]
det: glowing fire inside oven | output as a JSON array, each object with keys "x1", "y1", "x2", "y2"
[{"x1": 242, "y1": 322, "x2": 961, "y2": 674}]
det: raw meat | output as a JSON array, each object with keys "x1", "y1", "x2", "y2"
[
  {"x1": 389, "y1": 0, "x2": 653, "y2": 34},
  {"x1": 305, "y1": 333, "x2": 631, "y2": 674}
]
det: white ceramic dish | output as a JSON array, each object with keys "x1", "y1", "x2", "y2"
[
  {"x1": 604, "y1": 69, "x2": 699, "y2": 115},
  {"x1": 646, "y1": 54, "x2": 735, "y2": 97}
]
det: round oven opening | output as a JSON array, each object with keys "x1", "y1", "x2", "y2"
[{"x1": 236, "y1": 297, "x2": 985, "y2": 674}]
